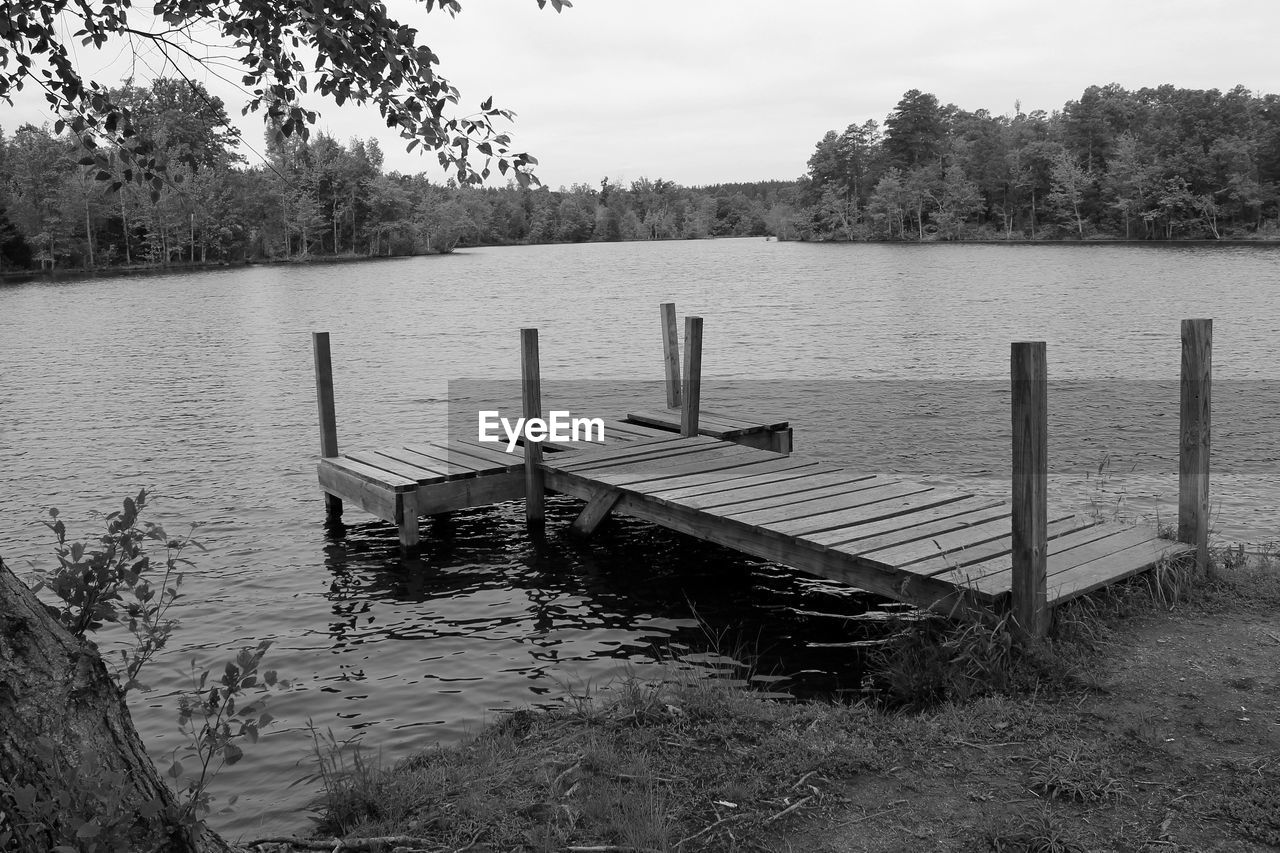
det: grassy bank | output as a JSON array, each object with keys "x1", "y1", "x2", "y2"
[{"x1": 248, "y1": 551, "x2": 1280, "y2": 853}]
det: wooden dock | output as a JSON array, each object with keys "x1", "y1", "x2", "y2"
[{"x1": 312, "y1": 305, "x2": 1210, "y2": 637}]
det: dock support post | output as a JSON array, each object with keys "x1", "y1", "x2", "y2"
[
  {"x1": 1010, "y1": 341, "x2": 1048, "y2": 638},
  {"x1": 661, "y1": 302, "x2": 682, "y2": 409},
  {"x1": 680, "y1": 316, "x2": 703, "y2": 438},
  {"x1": 1178, "y1": 318, "x2": 1212, "y2": 574},
  {"x1": 312, "y1": 331, "x2": 343, "y2": 523},
  {"x1": 397, "y1": 491, "x2": 420, "y2": 550},
  {"x1": 521, "y1": 328, "x2": 545, "y2": 526}
]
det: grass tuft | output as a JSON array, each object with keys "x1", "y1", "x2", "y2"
[
  {"x1": 1027, "y1": 746, "x2": 1129, "y2": 804},
  {"x1": 988, "y1": 808, "x2": 1091, "y2": 853}
]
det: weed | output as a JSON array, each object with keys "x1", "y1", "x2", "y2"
[
  {"x1": 1028, "y1": 746, "x2": 1129, "y2": 804},
  {"x1": 1083, "y1": 452, "x2": 1135, "y2": 524},
  {"x1": 988, "y1": 808, "x2": 1090, "y2": 853},
  {"x1": 864, "y1": 612, "x2": 1023, "y2": 709},
  {"x1": 297, "y1": 725, "x2": 389, "y2": 834}
]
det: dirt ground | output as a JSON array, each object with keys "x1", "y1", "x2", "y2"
[{"x1": 793, "y1": 605, "x2": 1280, "y2": 852}]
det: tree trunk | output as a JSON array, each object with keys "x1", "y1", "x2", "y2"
[
  {"x1": 84, "y1": 199, "x2": 94, "y2": 269},
  {"x1": 0, "y1": 557, "x2": 236, "y2": 853},
  {"x1": 120, "y1": 191, "x2": 132, "y2": 266}
]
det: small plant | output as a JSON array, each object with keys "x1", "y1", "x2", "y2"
[
  {"x1": 169, "y1": 640, "x2": 286, "y2": 822},
  {"x1": 32, "y1": 488, "x2": 202, "y2": 692}
]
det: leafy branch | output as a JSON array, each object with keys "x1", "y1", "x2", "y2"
[{"x1": 0, "y1": 0, "x2": 572, "y2": 190}]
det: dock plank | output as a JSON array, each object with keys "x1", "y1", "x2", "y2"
[
  {"x1": 554, "y1": 436, "x2": 716, "y2": 470},
  {"x1": 899, "y1": 515, "x2": 1097, "y2": 578},
  {"x1": 932, "y1": 521, "x2": 1131, "y2": 588},
  {"x1": 561, "y1": 443, "x2": 743, "y2": 476},
  {"x1": 377, "y1": 446, "x2": 455, "y2": 476},
  {"x1": 809, "y1": 496, "x2": 1008, "y2": 549},
  {"x1": 764, "y1": 490, "x2": 972, "y2": 539},
  {"x1": 322, "y1": 456, "x2": 417, "y2": 491},
  {"x1": 861, "y1": 512, "x2": 1080, "y2": 569},
  {"x1": 1047, "y1": 538, "x2": 1194, "y2": 604},
  {"x1": 399, "y1": 443, "x2": 497, "y2": 478},
  {"x1": 648, "y1": 462, "x2": 835, "y2": 502},
  {"x1": 683, "y1": 470, "x2": 881, "y2": 512},
  {"x1": 628, "y1": 407, "x2": 788, "y2": 433},
  {"x1": 720, "y1": 477, "x2": 909, "y2": 524},
  {"x1": 346, "y1": 450, "x2": 445, "y2": 484},
  {"x1": 956, "y1": 526, "x2": 1161, "y2": 595},
  {"x1": 593, "y1": 447, "x2": 777, "y2": 487},
  {"x1": 733, "y1": 481, "x2": 940, "y2": 528},
  {"x1": 631, "y1": 458, "x2": 827, "y2": 496},
  {"x1": 449, "y1": 438, "x2": 531, "y2": 469}
]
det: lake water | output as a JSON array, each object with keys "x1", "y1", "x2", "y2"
[{"x1": 1, "y1": 240, "x2": 1277, "y2": 839}]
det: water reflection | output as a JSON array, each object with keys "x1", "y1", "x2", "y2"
[{"x1": 318, "y1": 495, "x2": 878, "y2": 703}]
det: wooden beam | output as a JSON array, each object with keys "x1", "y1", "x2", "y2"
[
  {"x1": 661, "y1": 302, "x2": 682, "y2": 408},
  {"x1": 312, "y1": 331, "x2": 342, "y2": 521},
  {"x1": 680, "y1": 316, "x2": 703, "y2": 438},
  {"x1": 570, "y1": 489, "x2": 622, "y2": 536},
  {"x1": 1010, "y1": 341, "x2": 1048, "y2": 638},
  {"x1": 521, "y1": 328, "x2": 545, "y2": 524},
  {"x1": 1178, "y1": 318, "x2": 1212, "y2": 574}
]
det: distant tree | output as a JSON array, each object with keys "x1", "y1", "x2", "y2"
[
  {"x1": 867, "y1": 167, "x2": 908, "y2": 239},
  {"x1": 931, "y1": 164, "x2": 982, "y2": 240},
  {"x1": 884, "y1": 90, "x2": 948, "y2": 170},
  {"x1": 1047, "y1": 151, "x2": 1092, "y2": 237}
]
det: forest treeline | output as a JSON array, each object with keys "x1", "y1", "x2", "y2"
[{"x1": 2, "y1": 80, "x2": 1279, "y2": 271}]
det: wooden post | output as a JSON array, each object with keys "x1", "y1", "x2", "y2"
[
  {"x1": 1010, "y1": 341, "x2": 1048, "y2": 638},
  {"x1": 397, "y1": 491, "x2": 420, "y2": 551},
  {"x1": 521, "y1": 328, "x2": 545, "y2": 525},
  {"x1": 1179, "y1": 318, "x2": 1212, "y2": 574},
  {"x1": 680, "y1": 316, "x2": 703, "y2": 438},
  {"x1": 661, "y1": 302, "x2": 682, "y2": 408},
  {"x1": 312, "y1": 331, "x2": 343, "y2": 522}
]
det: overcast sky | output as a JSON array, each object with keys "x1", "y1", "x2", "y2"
[{"x1": 4, "y1": 1, "x2": 1279, "y2": 189}]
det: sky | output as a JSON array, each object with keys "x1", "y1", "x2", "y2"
[{"x1": 4, "y1": 0, "x2": 1280, "y2": 189}]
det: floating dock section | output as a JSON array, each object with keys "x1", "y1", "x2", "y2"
[{"x1": 313, "y1": 305, "x2": 1208, "y2": 637}]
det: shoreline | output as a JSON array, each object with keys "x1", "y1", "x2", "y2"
[
  {"x1": 5, "y1": 235, "x2": 1280, "y2": 284},
  {"x1": 235, "y1": 552, "x2": 1280, "y2": 852}
]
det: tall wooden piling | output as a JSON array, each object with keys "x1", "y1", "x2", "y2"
[
  {"x1": 312, "y1": 331, "x2": 343, "y2": 522},
  {"x1": 661, "y1": 302, "x2": 682, "y2": 409},
  {"x1": 521, "y1": 328, "x2": 546, "y2": 524},
  {"x1": 1010, "y1": 341, "x2": 1048, "y2": 638},
  {"x1": 680, "y1": 316, "x2": 703, "y2": 438},
  {"x1": 1179, "y1": 318, "x2": 1212, "y2": 574}
]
